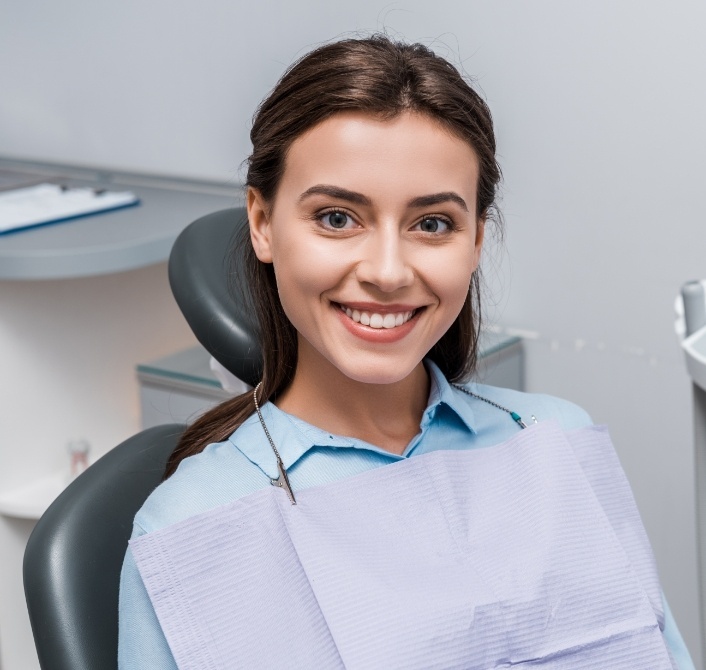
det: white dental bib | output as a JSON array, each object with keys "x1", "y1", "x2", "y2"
[{"x1": 131, "y1": 421, "x2": 675, "y2": 669}]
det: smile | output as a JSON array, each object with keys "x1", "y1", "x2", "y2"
[{"x1": 338, "y1": 304, "x2": 417, "y2": 329}]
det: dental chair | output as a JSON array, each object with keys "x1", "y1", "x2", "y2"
[
  {"x1": 23, "y1": 205, "x2": 524, "y2": 669},
  {"x1": 23, "y1": 207, "x2": 255, "y2": 670}
]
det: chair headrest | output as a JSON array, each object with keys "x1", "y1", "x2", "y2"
[{"x1": 168, "y1": 208, "x2": 263, "y2": 388}]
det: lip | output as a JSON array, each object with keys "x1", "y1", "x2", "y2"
[{"x1": 334, "y1": 302, "x2": 423, "y2": 343}]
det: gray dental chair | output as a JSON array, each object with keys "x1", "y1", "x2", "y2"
[{"x1": 23, "y1": 207, "x2": 254, "y2": 670}]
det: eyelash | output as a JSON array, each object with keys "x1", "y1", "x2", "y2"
[
  {"x1": 316, "y1": 208, "x2": 357, "y2": 230},
  {"x1": 314, "y1": 208, "x2": 457, "y2": 233},
  {"x1": 413, "y1": 215, "x2": 456, "y2": 234}
]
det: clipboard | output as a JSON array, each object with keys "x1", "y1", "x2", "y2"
[{"x1": 0, "y1": 183, "x2": 140, "y2": 235}]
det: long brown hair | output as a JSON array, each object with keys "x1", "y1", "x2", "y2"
[{"x1": 165, "y1": 35, "x2": 502, "y2": 478}]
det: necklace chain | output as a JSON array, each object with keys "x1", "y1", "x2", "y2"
[
  {"x1": 254, "y1": 383, "x2": 298, "y2": 505},
  {"x1": 253, "y1": 381, "x2": 535, "y2": 505},
  {"x1": 452, "y1": 384, "x2": 531, "y2": 429},
  {"x1": 253, "y1": 382, "x2": 284, "y2": 462}
]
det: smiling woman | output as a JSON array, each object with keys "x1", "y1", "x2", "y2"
[
  {"x1": 118, "y1": 35, "x2": 694, "y2": 669},
  {"x1": 248, "y1": 112, "x2": 482, "y2": 429}
]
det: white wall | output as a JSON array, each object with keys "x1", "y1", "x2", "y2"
[{"x1": 1, "y1": 0, "x2": 704, "y2": 667}]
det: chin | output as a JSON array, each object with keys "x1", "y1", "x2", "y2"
[{"x1": 331, "y1": 355, "x2": 423, "y2": 386}]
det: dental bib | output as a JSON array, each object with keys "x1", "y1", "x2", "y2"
[{"x1": 131, "y1": 421, "x2": 675, "y2": 669}]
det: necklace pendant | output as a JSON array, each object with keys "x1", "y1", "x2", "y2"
[
  {"x1": 510, "y1": 411, "x2": 528, "y2": 429},
  {"x1": 271, "y1": 459, "x2": 297, "y2": 505}
]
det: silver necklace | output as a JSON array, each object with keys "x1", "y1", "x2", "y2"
[
  {"x1": 253, "y1": 382, "x2": 537, "y2": 506},
  {"x1": 253, "y1": 382, "x2": 297, "y2": 505},
  {"x1": 451, "y1": 384, "x2": 538, "y2": 429}
]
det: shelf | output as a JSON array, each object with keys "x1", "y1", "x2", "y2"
[
  {"x1": 0, "y1": 470, "x2": 71, "y2": 520},
  {"x1": 137, "y1": 345, "x2": 223, "y2": 389},
  {"x1": 0, "y1": 156, "x2": 243, "y2": 280}
]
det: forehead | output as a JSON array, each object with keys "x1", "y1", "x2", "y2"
[{"x1": 276, "y1": 111, "x2": 479, "y2": 206}]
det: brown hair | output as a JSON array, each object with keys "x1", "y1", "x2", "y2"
[{"x1": 165, "y1": 35, "x2": 502, "y2": 478}]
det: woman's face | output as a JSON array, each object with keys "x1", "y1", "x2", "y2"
[{"x1": 248, "y1": 111, "x2": 484, "y2": 385}]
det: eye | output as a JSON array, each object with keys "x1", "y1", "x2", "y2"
[
  {"x1": 414, "y1": 217, "x2": 451, "y2": 233},
  {"x1": 320, "y1": 210, "x2": 354, "y2": 229}
]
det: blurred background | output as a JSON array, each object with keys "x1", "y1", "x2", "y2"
[{"x1": 1, "y1": 1, "x2": 704, "y2": 667}]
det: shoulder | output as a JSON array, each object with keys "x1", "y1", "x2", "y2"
[
  {"x1": 462, "y1": 382, "x2": 593, "y2": 432},
  {"x1": 133, "y1": 436, "x2": 270, "y2": 535}
]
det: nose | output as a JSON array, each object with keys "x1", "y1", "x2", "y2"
[{"x1": 355, "y1": 226, "x2": 415, "y2": 292}]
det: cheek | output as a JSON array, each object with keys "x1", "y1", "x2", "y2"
[
  {"x1": 419, "y1": 245, "x2": 477, "y2": 310},
  {"x1": 437, "y1": 270, "x2": 473, "y2": 328},
  {"x1": 271, "y1": 244, "x2": 341, "y2": 326},
  {"x1": 272, "y1": 226, "x2": 353, "y2": 289}
]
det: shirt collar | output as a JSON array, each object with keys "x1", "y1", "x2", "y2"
[
  {"x1": 229, "y1": 359, "x2": 477, "y2": 478},
  {"x1": 421, "y1": 359, "x2": 477, "y2": 436}
]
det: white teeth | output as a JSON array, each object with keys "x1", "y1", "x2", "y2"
[
  {"x1": 339, "y1": 304, "x2": 416, "y2": 329},
  {"x1": 369, "y1": 313, "x2": 384, "y2": 328}
]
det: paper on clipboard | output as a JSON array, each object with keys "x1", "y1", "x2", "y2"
[{"x1": 0, "y1": 183, "x2": 140, "y2": 235}]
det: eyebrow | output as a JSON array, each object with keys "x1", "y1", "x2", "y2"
[
  {"x1": 299, "y1": 184, "x2": 469, "y2": 213},
  {"x1": 299, "y1": 185, "x2": 371, "y2": 206},
  {"x1": 407, "y1": 192, "x2": 468, "y2": 212}
]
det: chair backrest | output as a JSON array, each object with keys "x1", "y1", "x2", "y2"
[
  {"x1": 24, "y1": 207, "x2": 255, "y2": 669},
  {"x1": 24, "y1": 424, "x2": 184, "y2": 670},
  {"x1": 168, "y1": 207, "x2": 262, "y2": 387}
]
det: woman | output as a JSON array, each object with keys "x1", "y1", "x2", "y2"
[{"x1": 119, "y1": 36, "x2": 693, "y2": 668}]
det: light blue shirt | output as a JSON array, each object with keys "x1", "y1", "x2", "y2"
[{"x1": 119, "y1": 361, "x2": 694, "y2": 669}]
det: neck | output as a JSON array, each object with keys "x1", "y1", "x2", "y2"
[{"x1": 274, "y1": 346, "x2": 430, "y2": 456}]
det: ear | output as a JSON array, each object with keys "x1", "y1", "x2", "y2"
[
  {"x1": 247, "y1": 187, "x2": 273, "y2": 263},
  {"x1": 472, "y1": 216, "x2": 485, "y2": 267}
]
